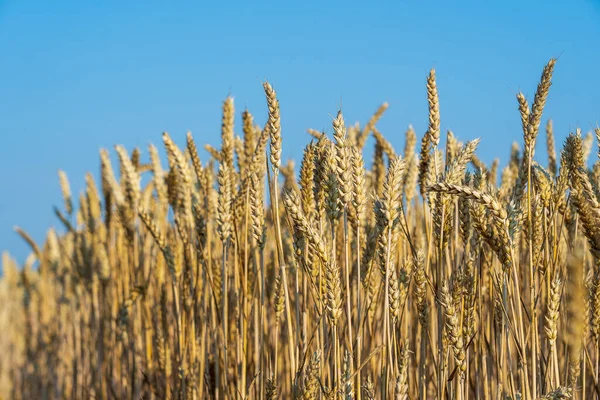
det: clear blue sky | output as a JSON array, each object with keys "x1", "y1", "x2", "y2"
[{"x1": 1, "y1": 1, "x2": 600, "y2": 263}]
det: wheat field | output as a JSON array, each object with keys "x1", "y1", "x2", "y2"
[{"x1": 0, "y1": 58, "x2": 596, "y2": 399}]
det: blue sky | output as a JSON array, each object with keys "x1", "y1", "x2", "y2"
[{"x1": 1, "y1": 1, "x2": 599, "y2": 263}]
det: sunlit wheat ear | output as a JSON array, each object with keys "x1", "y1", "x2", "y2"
[
  {"x1": 546, "y1": 119, "x2": 557, "y2": 175},
  {"x1": 564, "y1": 130, "x2": 584, "y2": 170},
  {"x1": 204, "y1": 143, "x2": 222, "y2": 162},
  {"x1": 517, "y1": 92, "x2": 531, "y2": 143},
  {"x1": 428, "y1": 182, "x2": 507, "y2": 222},
  {"x1": 458, "y1": 173, "x2": 473, "y2": 245},
  {"x1": 84, "y1": 173, "x2": 101, "y2": 224},
  {"x1": 220, "y1": 96, "x2": 235, "y2": 173},
  {"x1": 115, "y1": 145, "x2": 141, "y2": 210},
  {"x1": 186, "y1": 132, "x2": 203, "y2": 182},
  {"x1": 351, "y1": 147, "x2": 367, "y2": 224},
  {"x1": 278, "y1": 159, "x2": 295, "y2": 192},
  {"x1": 544, "y1": 274, "x2": 561, "y2": 344},
  {"x1": 263, "y1": 81, "x2": 281, "y2": 175},
  {"x1": 444, "y1": 138, "x2": 480, "y2": 185},
  {"x1": 403, "y1": 125, "x2": 417, "y2": 160},
  {"x1": 249, "y1": 172, "x2": 266, "y2": 248},
  {"x1": 163, "y1": 132, "x2": 194, "y2": 225},
  {"x1": 299, "y1": 142, "x2": 316, "y2": 218},
  {"x1": 418, "y1": 133, "x2": 432, "y2": 198},
  {"x1": 216, "y1": 162, "x2": 232, "y2": 243},
  {"x1": 413, "y1": 251, "x2": 428, "y2": 326},
  {"x1": 388, "y1": 266, "x2": 402, "y2": 320},
  {"x1": 13, "y1": 227, "x2": 42, "y2": 261},
  {"x1": 433, "y1": 138, "x2": 481, "y2": 248},
  {"x1": 444, "y1": 130, "x2": 457, "y2": 165},
  {"x1": 333, "y1": 110, "x2": 352, "y2": 207},
  {"x1": 248, "y1": 124, "x2": 269, "y2": 174},
  {"x1": 100, "y1": 148, "x2": 125, "y2": 206},
  {"x1": 342, "y1": 349, "x2": 354, "y2": 398},
  {"x1": 590, "y1": 272, "x2": 600, "y2": 339},
  {"x1": 58, "y1": 170, "x2": 73, "y2": 215},
  {"x1": 395, "y1": 345, "x2": 409, "y2": 399},
  {"x1": 233, "y1": 134, "x2": 244, "y2": 172},
  {"x1": 282, "y1": 189, "x2": 327, "y2": 263},
  {"x1": 148, "y1": 144, "x2": 167, "y2": 204},
  {"x1": 487, "y1": 158, "x2": 499, "y2": 187},
  {"x1": 428, "y1": 182, "x2": 513, "y2": 269},
  {"x1": 313, "y1": 135, "x2": 330, "y2": 216},
  {"x1": 138, "y1": 208, "x2": 176, "y2": 270},
  {"x1": 325, "y1": 142, "x2": 341, "y2": 222},
  {"x1": 441, "y1": 281, "x2": 466, "y2": 377},
  {"x1": 426, "y1": 69, "x2": 440, "y2": 148},
  {"x1": 564, "y1": 131, "x2": 600, "y2": 258},
  {"x1": 402, "y1": 125, "x2": 417, "y2": 197},
  {"x1": 307, "y1": 128, "x2": 324, "y2": 140},
  {"x1": 241, "y1": 109, "x2": 257, "y2": 174},
  {"x1": 273, "y1": 272, "x2": 285, "y2": 323},
  {"x1": 325, "y1": 259, "x2": 342, "y2": 326},
  {"x1": 527, "y1": 58, "x2": 556, "y2": 150},
  {"x1": 371, "y1": 142, "x2": 385, "y2": 197},
  {"x1": 373, "y1": 127, "x2": 396, "y2": 159},
  {"x1": 356, "y1": 102, "x2": 389, "y2": 149}
]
